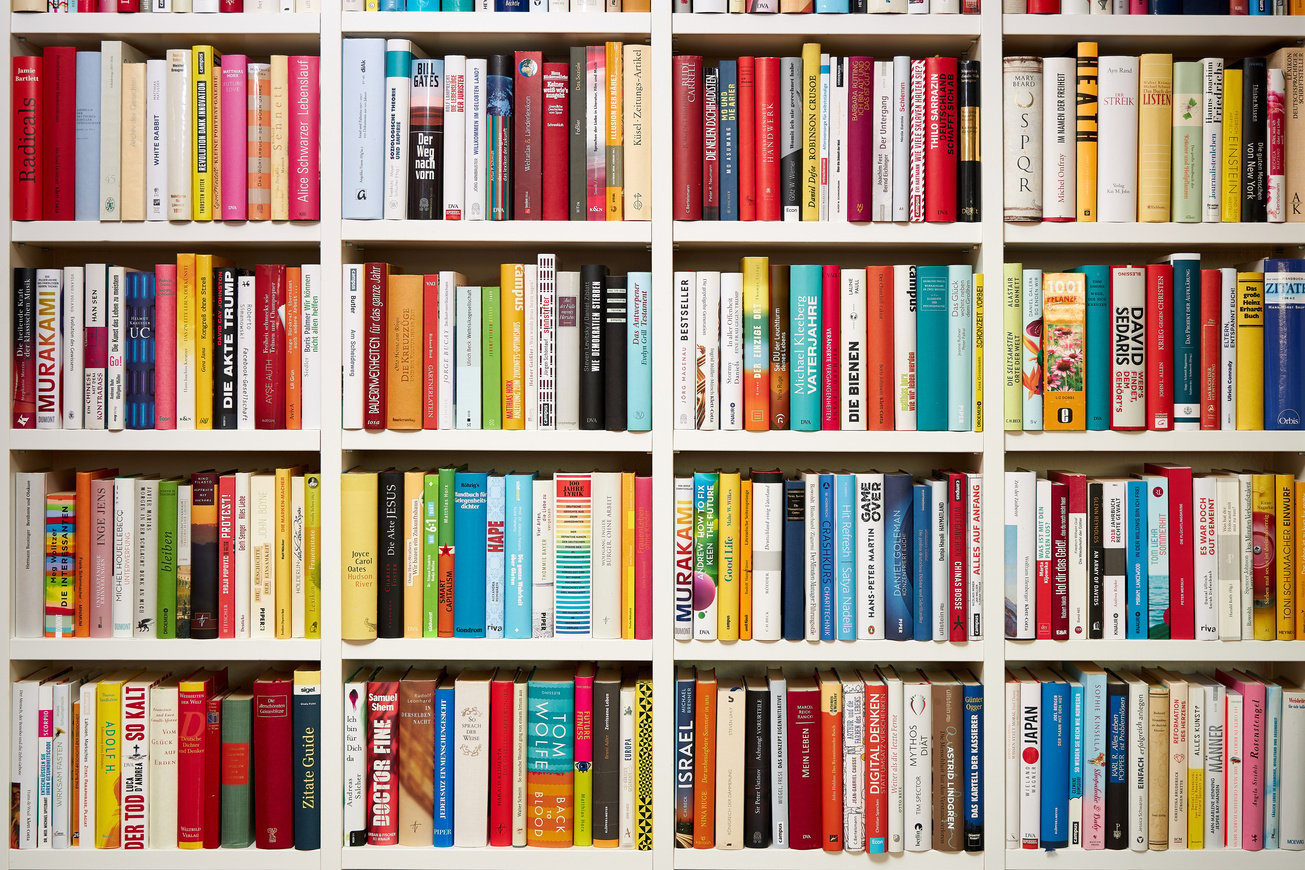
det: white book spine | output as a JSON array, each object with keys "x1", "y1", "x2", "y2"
[
  {"x1": 113, "y1": 478, "x2": 136, "y2": 636},
  {"x1": 891, "y1": 56, "x2": 910, "y2": 221},
  {"x1": 673, "y1": 477, "x2": 694, "y2": 641},
  {"x1": 342, "y1": 673, "x2": 367, "y2": 843},
  {"x1": 455, "y1": 285, "x2": 481, "y2": 429},
  {"x1": 443, "y1": 56, "x2": 467, "y2": 220},
  {"x1": 803, "y1": 473, "x2": 820, "y2": 641},
  {"x1": 893, "y1": 265, "x2": 917, "y2": 430},
  {"x1": 768, "y1": 671, "x2": 787, "y2": 848},
  {"x1": 106, "y1": 268, "x2": 125, "y2": 430},
  {"x1": 904, "y1": 677, "x2": 931, "y2": 851},
  {"x1": 120, "y1": 679, "x2": 151, "y2": 847},
  {"x1": 752, "y1": 479, "x2": 782, "y2": 641},
  {"x1": 1280, "y1": 688, "x2": 1305, "y2": 849},
  {"x1": 1214, "y1": 477, "x2": 1241, "y2": 638},
  {"x1": 146, "y1": 683, "x2": 176, "y2": 848},
  {"x1": 146, "y1": 59, "x2": 167, "y2": 221},
  {"x1": 250, "y1": 475, "x2": 275, "y2": 638},
  {"x1": 452, "y1": 677, "x2": 490, "y2": 845},
  {"x1": 437, "y1": 271, "x2": 459, "y2": 429},
  {"x1": 1237, "y1": 473, "x2": 1253, "y2": 639},
  {"x1": 1041, "y1": 56, "x2": 1076, "y2": 222},
  {"x1": 84, "y1": 266, "x2": 107, "y2": 429},
  {"x1": 524, "y1": 264, "x2": 539, "y2": 430},
  {"x1": 234, "y1": 471, "x2": 252, "y2": 638},
  {"x1": 720, "y1": 273, "x2": 744, "y2": 431},
  {"x1": 618, "y1": 681, "x2": 635, "y2": 847},
  {"x1": 15, "y1": 475, "x2": 46, "y2": 638},
  {"x1": 12, "y1": 678, "x2": 38, "y2": 848},
  {"x1": 590, "y1": 472, "x2": 621, "y2": 639},
  {"x1": 1202, "y1": 58, "x2": 1224, "y2": 222},
  {"x1": 342, "y1": 265, "x2": 364, "y2": 429},
  {"x1": 1097, "y1": 56, "x2": 1140, "y2": 223},
  {"x1": 535, "y1": 258, "x2": 556, "y2": 430},
  {"x1": 872, "y1": 61, "x2": 894, "y2": 221},
  {"x1": 885, "y1": 673, "x2": 904, "y2": 852},
  {"x1": 61, "y1": 267, "x2": 84, "y2": 430},
  {"x1": 77, "y1": 681, "x2": 96, "y2": 848},
  {"x1": 1225, "y1": 690, "x2": 1243, "y2": 848},
  {"x1": 531, "y1": 480, "x2": 554, "y2": 637},
  {"x1": 907, "y1": 0, "x2": 929, "y2": 14},
  {"x1": 714, "y1": 683, "x2": 744, "y2": 849},
  {"x1": 930, "y1": 478, "x2": 948, "y2": 641},
  {"x1": 829, "y1": 59, "x2": 847, "y2": 223},
  {"x1": 1103, "y1": 480, "x2": 1127, "y2": 638},
  {"x1": 135, "y1": 481, "x2": 158, "y2": 636},
  {"x1": 464, "y1": 58, "x2": 487, "y2": 221},
  {"x1": 695, "y1": 271, "x2": 721, "y2": 430},
  {"x1": 1204, "y1": 681, "x2": 1226, "y2": 849},
  {"x1": 1193, "y1": 477, "x2": 1219, "y2": 639},
  {"x1": 967, "y1": 474, "x2": 982, "y2": 640},
  {"x1": 100, "y1": 45, "x2": 124, "y2": 220},
  {"x1": 819, "y1": 55, "x2": 830, "y2": 220},
  {"x1": 856, "y1": 473, "x2": 884, "y2": 639},
  {"x1": 1019, "y1": 676, "x2": 1040, "y2": 848},
  {"x1": 555, "y1": 272, "x2": 581, "y2": 430},
  {"x1": 166, "y1": 51, "x2": 191, "y2": 220},
  {"x1": 384, "y1": 40, "x2": 414, "y2": 220},
  {"x1": 842, "y1": 677, "x2": 866, "y2": 853},
  {"x1": 50, "y1": 680, "x2": 73, "y2": 849},
  {"x1": 1219, "y1": 268, "x2": 1236, "y2": 430},
  {"x1": 1128, "y1": 676, "x2": 1149, "y2": 851},
  {"x1": 836, "y1": 269, "x2": 866, "y2": 429},
  {"x1": 674, "y1": 271, "x2": 695, "y2": 429},
  {"x1": 300, "y1": 265, "x2": 321, "y2": 430},
  {"x1": 1006, "y1": 471, "x2": 1036, "y2": 639},
  {"x1": 1005, "y1": 678, "x2": 1021, "y2": 849},
  {"x1": 291, "y1": 475, "x2": 306, "y2": 638},
  {"x1": 1003, "y1": 57, "x2": 1042, "y2": 221},
  {"x1": 35, "y1": 270, "x2": 62, "y2": 429},
  {"x1": 236, "y1": 274, "x2": 256, "y2": 430}
]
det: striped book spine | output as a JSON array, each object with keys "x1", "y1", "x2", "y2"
[
  {"x1": 554, "y1": 474, "x2": 593, "y2": 636},
  {"x1": 247, "y1": 63, "x2": 271, "y2": 221}
]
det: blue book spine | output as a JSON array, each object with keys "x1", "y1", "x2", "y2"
[
  {"x1": 834, "y1": 474, "x2": 856, "y2": 640},
  {"x1": 883, "y1": 472, "x2": 914, "y2": 640},
  {"x1": 1070, "y1": 667, "x2": 1107, "y2": 844},
  {"x1": 1040, "y1": 680, "x2": 1070, "y2": 849},
  {"x1": 627, "y1": 271, "x2": 653, "y2": 431},
  {"x1": 125, "y1": 272, "x2": 156, "y2": 430},
  {"x1": 485, "y1": 475, "x2": 506, "y2": 638},
  {"x1": 963, "y1": 682, "x2": 984, "y2": 852},
  {"x1": 816, "y1": 0, "x2": 850, "y2": 12},
  {"x1": 292, "y1": 680, "x2": 322, "y2": 850},
  {"x1": 453, "y1": 471, "x2": 489, "y2": 637},
  {"x1": 1262, "y1": 259, "x2": 1305, "y2": 430},
  {"x1": 1145, "y1": 475, "x2": 1170, "y2": 638},
  {"x1": 1106, "y1": 685, "x2": 1127, "y2": 836},
  {"x1": 1148, "y1": 0, "x2": 1181, "y2": 12},
  {"x1": 912, "y1": 483, "x2": 932, "y2": 641},
  {"x1": 74, "y1": 52, "x2": 101, "y2": 222},
  {"x1": 495, "y1": 0, "x2": 527, "y2": 7},
  {"x1": 1073, "y1": 265, "x2": 1111, "y2": 430},
  {"x1": 442, "y1": 0, "x2": 473, "y2": 10},
  {"x1": 379, "y1": 0, "x2": 403, "y2": 10},
  {"x1": 1170, "y1": 255, "x2": 1201, "y2": 429},
  {"x1": 789, "y1": 265, "x2": 822, "y2": 431},
  {"x1": 818, "y1": 474, "x2": 835, "y2": 641},
  {"x1": 1264, "y1": 680, "x2": 1282, "y2": 847},
  {"x1": 1181, "y1": 0, "x2": 1225, "y2": 10},
  {"x1": 407, "y1": 0, "x2": 439, "y2": 11},
  {"x1": 718, "y1": 61, "x2": 740, "y2": 222},
  {"x1": 433, "y1": 684, "x2": 454, "y2": 846},
  {"x1": 1249, "y1": 0, "x2": 1269, "y2": 12},
  {"x1": 342, "y1": 39, "x2": 386, "y2": 219},
  {"x1": 947, "y1": 264, "x2": 974, "y2": 432},
  {"x1": 915, "y1": 265, "x2": 950, "y2": 431},
  {"x1": 674, "y1": 674, "x2": 695, "y2": 845},
  {"x1": 1125, "y1": 480, "x2": 1148, "y2": 638},
  {"x1": 782, "y1": 478, "x2": 806, "y2": 641},
  {"x1": 503, "y1": 473, "x2": 533, "y2": 639}
]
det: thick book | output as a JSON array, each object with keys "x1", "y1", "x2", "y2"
[
  {"x1": 673, "y1": 56, "x2": 704, "y2": 220},
  {"x1": 291, "y1": 669, "x2": 320, "y2": 850},
  {"x1": 252, "y1": 671, "x2": 293, "y2": 849},
  {"x1": 527, "y1": 667, "x2": 574, "y2": 846},
  {"x1": 219, "y1": 691, "x2": 254, "y2": 848},
  {"x1": 785, "y1": 673, "x2": 821, "y2": 849}
]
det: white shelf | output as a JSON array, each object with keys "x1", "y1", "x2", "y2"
[
  {"x1": 343, "y1": 637, "x2": 653, "y2": 661},
  {"x1": 10, "y1": 638, "x2": 321, "y2": 662},
  {"x1": 342, "y1": 219, "x2": 651, "y2": 246},
  {"x1": 1005, "y1": 221, "x2": 1305, "y2": 249},
  {"x1": 1006, "y1": 639, "x2": 1305, "y2": 662},
  {"x1": 674, "y1": 221, "x2": 981, "y2": 248},
  {"x1": 675, "y1": 849, "x2": 982, "y2": 868},
  {"x1": 675, "y1": 639, "x2": 983, "y2": 663},
  {"x1": 342, "y1": 428, "x2": 653, "y2": 453},
  {"x1": 9, "y1": 428, "x2": 321, "y2": 452},
  {"x1": 1005, "y1": 429, "x2": 1305, "y2": 453},
  {"x1": 674, "y1": 429, "x2": 984, "y2": 454},
  {"x1": 342, "y1": 845, "x2": 652, "y2": 868},
  {"x1": 11, "y1": 221, "x2": 320, "y2": 246},
  {"x1": 7, "y1": 847, "x2": 320, "y2": 870},
  {"x1": 343, "y1": 10, "x2": 650, "y2": 34},
  {"x1": 1003, "y1": 849, "x2": 1305, "y2": 869}
]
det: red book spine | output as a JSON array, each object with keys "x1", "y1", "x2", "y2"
[
  {"x1": 755, "y1": 57, "x2": 780, "y2": 222},
  {"x1": 948, "y1": 472, "x2": 968, "y2": 640},
  {"x1": 366, "y1": 678, "x2": 400, "y2": 846},
  {"x1": 738, "y1": 57, "x2": 757, "y2": 221},
  {"x1": 514, "y1": 51, "x2": 544, "y2": 220},
  {"x1": 923, "y1": 56, "x2": 958, "y2": 223},
  {"x1": 1027, "y1": 0, "x2": 1059, "y2": 10},
  {"x1": 673, "y1": 55, "x2": 703, "y2": 221},
  {"x1": 1230, "y1": 0, "x2": 1248, "y2": 12},
  {"x1": 1050, "y1": 480, "x2": 1069, "y2": 640},
  {"x1": 12, "y1": 57, "x2": 43, "y2": 222},
  {"x1": 864, "y1": 682, "x2": 888, "y2": 849},
  {"x1": 1049, "y1": 470, "x2": 1087, "y2": 638},
  {"x1": 821, "y1": 265, "x2": 840, "y2": 430},
  {"x1": 217, "y1": 476, "x2": 236, "y2": 638},
  {"x1": 488, "y1": 676, "x2": 514, "y2": 847},
  {"x1": 1147, "y1": 464, "x2": 1195, "y2": 640},
  {"x1": 1145, "y1": 264, "x2": 1174, "y2": 431},
  {"x1": 203, "y1": 692, "x2": 224, "y2": 848},
  {"x1": 42, "y1": 47, "x2": 76, "y2": 221},
  {"x1": 221, "y1": 0, "x2": 242, "y2": 11},
  {"x1": 254, "y1": 264, "x2": 287, "y2": 430},
  {"x1": 363, "y1": 263, "x2": 387, "y2": 431},
  {"x1": 422, "y1": 274, "x2": 439, "y2": 429},
  {"x1": 786, "y1": 684, "x2": 821, "y2": 849},
  {"x1": 1199, "y1": 269, "x2": 1221, "y2": 430},
  {"x1": 177, "y1": 685, "x2": 208, "y2": 847},
  {"x1": 254, "y1": 674, "x2": 295, "y2": 848},
  {"x1": 962, "y1": 0, "x2": 980, "y2": 11},
  {"x1": 865, "y1": 266, "x2": 894, "y2": 430},
  {"x1": 634, "y1": 475, "x2": 653, "y2": 639},
  {"x1": 847, "y1": 56, "x2": 875, "y2": 221},
  {"x1": 541, "y1": 63, "x2": 569, "y2": 221},
  {"x1": 116, "y1": 0, "x2": 136, "y2": 13},
  {"x1": 703, "y1": 64, "x2": 720, "y2": 221},
  {"x1": 288, "y1": 56, "x2": 320, "y2": 221}
]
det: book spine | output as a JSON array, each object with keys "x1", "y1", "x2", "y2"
[
  {"x1": 1097, "y1": 56, "x2": 1139, "y2": 222},
  {"x1": 1003, "y1": 57, "x2": 1042, "y2": 221},
  {"x1": 1138, "y1": 54, "x2": 1174, "y2": 222},
  {"x1": 1077, "y1": 44, "x2": 1099, "y2": 221},
  {"x1": 1146, "y1": 265, "x2": 1174, "y2": 430},
  {"x1": 1242, "y1": 59, "x2": 1268, "y2": 222},
  {"x1": 673, "y1": 56, "x2": 703, "y2": 220},
  {"x1": 1042, "y1": 57, "x2": 1076, "y2": 222},
  {"x1": 288, "y1": 56, "x2": 319, "y2": 221}
]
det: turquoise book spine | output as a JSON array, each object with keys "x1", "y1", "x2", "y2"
[
  {"x1": 916, "y1": 265, "x2": 950, "y2": 431},
  {"x1": 1072, "y1": 264, "x2": 1112, "y2": 431},
  {"x1": 788, "y1": 264, "x2": 822, "y2": 431},
  {"x1": 947, "y1": 264, "x2": 974, "y2": 432},
  {"x1": 503, "y1": 472, "x2": 534, "y2": 639}
]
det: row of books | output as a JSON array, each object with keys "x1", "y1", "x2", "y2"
[
  {"x1": 15, "y1": 467, "x2": 322, "y2": 640},
  {"x1": 673, "y1": 51, "x2": 979, "y2": 223},
  {"x1": 11, "y1": 45, "x2": 320, "y2": 223},
  {"x1": 673, "y1": 469, "x2": 983, "y2": 642},
  {"x1": 341, "y1": 469, "x2": 652, "y2": 640},
  {"x1": 1007, "y1": 0, "x2": 1303, "y2": 12},
  {"x1": 13, "y1": 0, "x2": 316, "y2": 10},
  {"x1": 676, "y1": 262, "x2": 982, "y2": 432},
  {"x1": 1005, "y1": 465, "x2": 1305, "y2": 642},
  {"x1": 1003, "y1": 258, "x2": 1304, "y2": 432},
  {"x1": 343, "y1": 40, "x2": 651, "y2": 221},
  {"x1": 12, "y1": 261, "x2": 321, "y2": 432},
  {"x1": 675, "y1": 0, "x2": 978, "y2": 10},
  {"x1": 1003, "y1": 48, "x2": 1304, "y2": 225},
  {"x1": 675, "y1": 666, "x2": 983, "y2": 852},
  {"x1": 1004, "y1": 665, "x2": 1305, "y2": 851},
  {"x1": 342, "y1": 260, "x2": 652, "y2": 432},
  {"x1": 10, "y1": 666, "x2": 321, "y2": 851},
  {"x1": 344, "y1": 664, "x2": 654, "y2": 848}
]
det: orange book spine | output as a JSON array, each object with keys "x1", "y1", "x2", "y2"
[
  {"x1": 1041, "y1": 272, "x2": 1088, "y2": 431},
  {"x1": 73, "y1": 470, "x2": 113, "y2": 636},
  {"x1": 285, "y1": 267, "x2": 303, "y2": 430},
  {"x1": 742, "y1": 257, "x2": 770, "y2": 431},
  {"x1": 500, "y1": 264, "x2": 526, "y2": 430},
  {"x1": 693, "y1": 671, "x2": 718, "y2": 848},
  {"x1": 866, "y1": 266, "x2": 895, "y2": 430},
  {"x1": 819, "y1": 672, "x2": 843, "y2": 851},
  {"x1": 385, "y1": 275, "x2": 423, "y2": 431}
]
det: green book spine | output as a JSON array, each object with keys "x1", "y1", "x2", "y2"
[
  {"x1": 219, "y1": 693, "x2": 254, "y2": 848},
  {"x1": 481, "y1": 285, "x2": 503, "y2": 429},
  {"x1": 423, "y1": 473, "x2": 440, "y2": 637},
  {"x1": 156, "y1": 480, "x2": 179, "y2": 639},
  {"x1": 305, "y1": 473, "x2": 321, "y2": 639},
  {"x1": 1171, "y1": 61, "x2": 1203, "y2": 224}
]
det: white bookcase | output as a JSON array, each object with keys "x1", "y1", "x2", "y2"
[{"x1": 3, "y1": 5, "x2": 1305, "y2": 870}]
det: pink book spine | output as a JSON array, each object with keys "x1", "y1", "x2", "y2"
[
  {"x1": 909, "y1": 60, "x2": 926, "y2": 223},
  {"x1": 574, "y1": 667, "x2": 594, "y2": 776},
  {"x1": 153, "y1": 264, "x2": 178, "y2": 430},
  {"x1": 586, "y1": 46, "x2": 606, "y2": 221},
  {"x1": 634, "y1": 475, "x2": 653, "y2": 640},
  {"x1": 89, "y1": 477, "x2": 115, "y2": 638},
  {"x1": 217, "y1": 475, "x2": 236, "y2": 638},
  {"x1": 288, "y1": 56, "x2": 320, "y2": 221},
  {"x1": 220, "y1": 57, "x2": 248, "y2": 221},
  {"x1": 846, "y1": 56, "x2": 874, "y2": 221},
  {"x1": 1129, "y1": 0, "x2": 1146, "y2": 11},
  {"x1": 820, "y1": 265, "x2": 841, "y2": 430},
  {"x1": 1239, "y1": 676, "x2": 1266, "y2": 849},
  {"x1": 422, "y1": 274, "x2": 439, "y2": 430}
]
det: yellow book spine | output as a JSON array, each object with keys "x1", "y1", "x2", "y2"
[
  {"x1": 621, "y1": 472, "x2": 636, "y2": 640},
  {"x1": 341, "y1": 471, "x2": 379, "y2": 640},
  {"x1": 1041, "y1": 272, "x2": 1087, "y2": 430},
  {"x1": 1222, "y1": 68, "x2": 1243, "y2": 223},
  {"x1": 95, "y1": 681, "x2": 124, "y2": 848},
  {"x1": 210, "y1": 56, "x2": 221, "y2": 217},
  {"x1": 740, "y1": 478, "x2": 753, "y2": 641},
  {"x1": 1277, "y1": 474, "x2": 1295, "y2": 640},
  {"x1": 191, "y1": 46, "x2": 215, "y2": 221},
  {"x1": 974, "y1": 272, "x2": 984, "y2": 432},
  {"x1": 634, "y1": 672, "x2": 654, "y2": 851},
  {"x1": 500, "y1": 264, "x2": 526, "y2": 430},
  {"x1": 305, "y1": 472, "x2": 321, "y2": 639},
  {"x1": 1296, "y1": 479, "x2": 1305, "y2": 639},
  {"x1": 1188, "y1": 760, "x2": 1204, "y2": 849},
  {"x1": 1252, "y1": 473, "x2": 1277, "y2": 639},
  {"x1": 1004, "y1": 262, "x2": 1024, "y2": 430},
  {"x1": 271, "y1": 56, "x2": 290, "y2": 222},
  {"x1": 741, "y1": 257, "x2": 769, "y2": 432},
  {"x1": 1137, "y1": 53, "x2": 1174, "y2": 223},
  {"x1": 801, "y1": 43, "x2": 821, "y2": 222},
  {"x1": 176, "y1": 254, "x2": 197, "y2": 429},
  {"x1": 275, "y1": 466, "x2": 296, "y2": 638},
  {"x1": 1235, "y1": 272, "x2": 1264, "y2": 429},
  {"x1": 195, "y1": 254, "x2": 215, "y2": 429},
  {"x1": 718, "y1": 472, "x2": 741, "y2": 640},
  {"x1": 605, "y1": 41, "x2": 624, "y2": 221},
  {"x1": 1076, "y1": 43, "x2": 1099, "y2": 221}
]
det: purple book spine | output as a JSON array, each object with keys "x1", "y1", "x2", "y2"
[{"x1": 846, "y1": 56, "x2": 875, "y2": 222}]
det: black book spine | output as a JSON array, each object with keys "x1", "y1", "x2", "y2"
[
  {"x1": 780, "y1": 57, "x2": 802, "y2": 220},
  {"x1": 1240, "y1": 57, "x2": 1268, "y2": 222},
  {"x1": 1104, "y1": 676, "x2": 1129, "y2": 849},
  {"x1": 408, "y1": 57, "x2": 443, "y2": 221},
  {"x1": 569, "y1": 47, "x2": 587, "y2": 221},
  {"x1": 592, "y1": 675, "x2": 621, "y2": 843},
  {"x1": 743, "y1": 682, "x2": 771, "y2": 848},
  {"x1": 674, "y1": 672, "x2": 695, "y2": 847},
  {"x1": 292, "y1": 678, "x2": 322, "y2": 850},
  {"x1": 602, "y1": 275, "x2": 627, "y2": 431},
  {"x1": 376, "y1": 469, "x2": 403, "y2": 638},
  {"x1": 958, "y1": 60, "x2": 981, "y2": 223},
  {"x1": 782, "y1": 478, "x2": 805, "y2": 640},
  {"x1": 189, "y1": 471, "x2": 220, "y2": 639},
  {"x1": 1088, "y1": 481, "x2": 1104, "y2": 639},
  {"x1": 215, "y1": 268, "x2": 239, "y2": 430},
  {"x1": 487, "y1": 53, "x2": 513, "y2": 222},
  {"x1": 580, "y1": 264, "x2": 606, "y2": 430}
]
